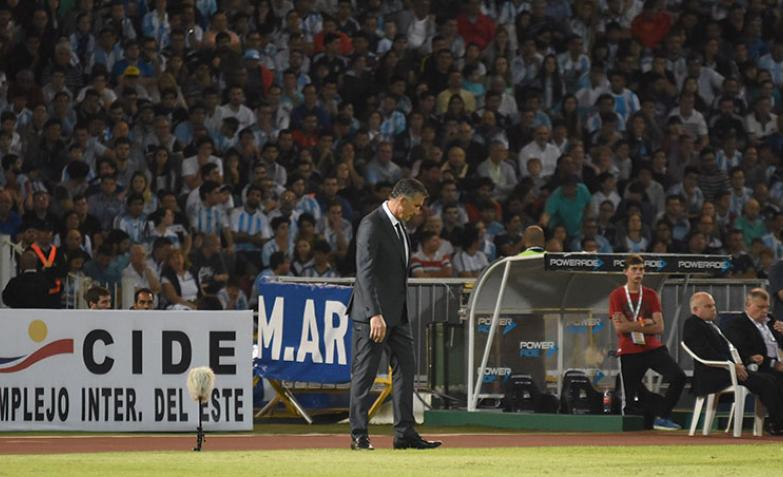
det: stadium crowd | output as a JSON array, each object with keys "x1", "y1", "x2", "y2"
[{"x1": 0, "y1": 0, "x2": 782, "y2": 309}]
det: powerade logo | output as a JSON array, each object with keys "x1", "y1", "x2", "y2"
[
  {"x1": 482, "y1": 367, "x2": 512, "y2": 384},
  {"x1": 477, "y1": 318, "x2": 518, "y2": 336},
  {"x1": 592, "y1": 370, "x2": 605, "y2": 386},
  {"x1": 548, "y1": 257, "x2": 604, "y2": 270},
  {"x1": 676, "y1": 259, "x2": 731, "y2": 272},
  {"x1": 565, "y1": 319, "x2": 605, "y2": 334},
  {"x1": 519, "y1": 341, "x2": 558, "y2": 358},
  {"x1": 612, "y1": 258, "x2": 667, "y2": 271}
]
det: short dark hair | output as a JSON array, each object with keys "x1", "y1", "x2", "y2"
[
  {"x1": 297, "y1": 212, "x2": 315, "y2": 227},
  {"x1": 127, "y1": 193, "x2": 144, "y2": 206},
  {"x1": 200, "y1": 162, "x2": 219, "y2": 178},
  {"x1": 84, "y1": 286, "x2": 111, "y2": 306},
  {"x1": 1, "y1": 154, "x2": 18, "y2": 171},
  {"x1": 271, "y1": 216, "x2": 290, "y2": 231},
  {"x1": 461, "y1": 224, "x2": 480, "y2": 249},
  {"x1": 269, "y1": 250, "x2": 288, "y2": 270},
  {"x1": 390, "y1": 178, "x2": 429, "y2": 199},
  {"x1": 199, "y1": 180, "x2": 220, "y2": 200},
  {"x1": 313, "y1": 239, "x2": 331, "y2": 254},
  {"x1": 134, "y1": 287, "x2": 154, "y2": 303},
  {"x1": 152, "y1": 237, "x2": 173, "y2": 251}
]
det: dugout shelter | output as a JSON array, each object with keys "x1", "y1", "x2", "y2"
[{"x1": 466, "y1": 253, "x2": 731, "y2": 412}]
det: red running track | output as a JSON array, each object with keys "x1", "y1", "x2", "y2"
[{"x1": 0, "y1": 431, "x2": 779, "y2": 455}]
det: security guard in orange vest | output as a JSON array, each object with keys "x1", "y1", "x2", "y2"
[{"x1": 25, "y1": 220, "x2": 66, "y2": 303}]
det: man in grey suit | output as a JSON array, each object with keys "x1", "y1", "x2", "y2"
[{"x1": 348, "y1": 178, "x2": 442, "y2": 450}]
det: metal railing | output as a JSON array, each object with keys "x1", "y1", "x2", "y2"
[
  {"x1": 660, "y1": 278, "x2": 766, "y2": 368},
  {"x1": 274, "y1": 276, "x2": 473, "y2": 382}
]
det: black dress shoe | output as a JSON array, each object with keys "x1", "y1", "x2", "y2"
[
  {"x1": 765, "y1": 420, "x2": 783, "y2": 436},
  {"x1": 393, "y1": 434, "x2": 442, "y2": 450},
  {"x1": 351, "y1": 435, "x2": 374, "y2": 450}
]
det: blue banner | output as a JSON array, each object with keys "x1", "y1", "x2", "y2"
[{"x1": 255, "y1": 281, "x2": 353, "y2": 384}]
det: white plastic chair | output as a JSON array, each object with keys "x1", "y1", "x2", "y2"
[
  {"x1": 724, "y1": 395, "x2": 765, "y2": 437},
  {"x1": 680, "y1": 342, "x2": 764, "y2": 437}
]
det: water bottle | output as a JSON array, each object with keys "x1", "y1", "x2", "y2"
[{"x1": 602, "y1": 389, "x2": 612, "y2": 414}]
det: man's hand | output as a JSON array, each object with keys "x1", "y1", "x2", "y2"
[
  {"x1": 773, "y1": 321, "x2": 783, "y2": 334},
  {"x1": 775, "y1": 362, "x2": 783, "y2": 373},
  {"x1": 735, "y1": 363, "x2": 748, "y2": 382},
  {"x1": 369, "y1": 314, "x2": 386, "y2": 343},
  {"x1": 751, "y1": 354, "x2": 765, "y2": 364}
]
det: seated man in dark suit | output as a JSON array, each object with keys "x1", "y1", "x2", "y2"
[
  {"x1": 722, "y1": 288, "x2": 783, "y2": 382},
  {"x1": 684, "y1": 292, "x2": 783, "y2": 435}
]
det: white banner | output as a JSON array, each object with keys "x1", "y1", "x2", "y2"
[{"x1": 0, "y1": 309, "x2": 253, "y2": 431}]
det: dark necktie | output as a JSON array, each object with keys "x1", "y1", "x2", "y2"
[{"x1": 395, "y1": 222, "x2": 407, "y2": 262}]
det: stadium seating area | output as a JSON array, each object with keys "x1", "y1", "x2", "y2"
[{"x1": 0, "y1": 0, "x2": 781, "y2": 309}]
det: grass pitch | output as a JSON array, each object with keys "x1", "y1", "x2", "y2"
[{"x1": 3, "y1": 445, "x2": 783, "y2": 477}]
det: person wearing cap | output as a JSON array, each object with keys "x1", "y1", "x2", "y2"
[
  {"x1": 118, "y1": 64, "x2": 153, "y2": 100},
  {"x1": 111, "y1": 39, "x2": 153, "y2": 82},
  {"x1": 244, "y1": 48, "x2": 275, "y2": 98}
]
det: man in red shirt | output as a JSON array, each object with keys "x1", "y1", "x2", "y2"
[
  {"x1": 456, "y1": 0, "x2": 496, "y2": 51},
  {"x1": 609, "y1": 254, "x2": 685, "y2": 430},
  {"x1": 630, "y1": 0, "x2": 672, "y2": 49}
]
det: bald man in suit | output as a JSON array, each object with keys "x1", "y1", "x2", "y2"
[{"x1": 684, "y1": 291, "x2": 783, "y2": 435}]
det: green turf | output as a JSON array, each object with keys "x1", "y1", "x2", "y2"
[{"x1": 3, "y1": 446, "x2": 783, "y2": 477}]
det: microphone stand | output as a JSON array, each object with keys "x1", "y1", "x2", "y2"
[{"x1": 194, "y1": 400, "x2": 205, "y2": 451}]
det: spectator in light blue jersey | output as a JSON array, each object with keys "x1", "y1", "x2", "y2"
[{"x1": 114, "y1": 193, "x2": 149, "y2": 245}]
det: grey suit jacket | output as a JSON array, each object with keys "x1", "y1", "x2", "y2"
[{"x1": 347, "y1": 206, "x2": 410, "y2": 326}]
